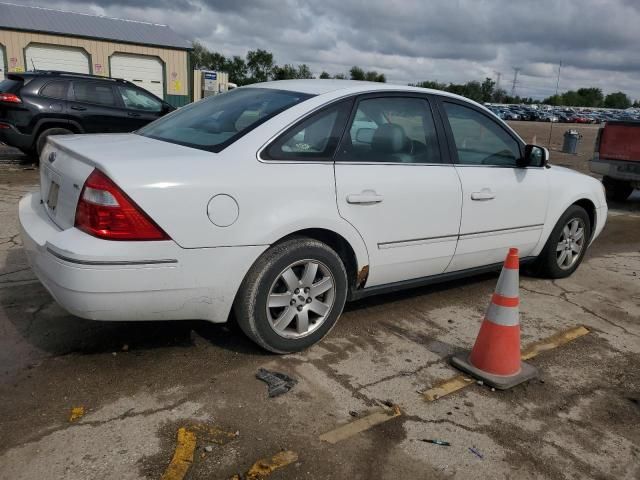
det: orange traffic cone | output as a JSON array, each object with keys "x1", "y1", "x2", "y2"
[{"x1": 450, "y1": 248, "x2": 538, "y2": 389}]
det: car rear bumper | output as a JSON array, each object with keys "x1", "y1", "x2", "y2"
[
  {"x1": 0, "y1": 123, "x2": 34, "y2": 150},
  {"x1": 19, "y1": 191, "x2": 267, "y2": 322}
]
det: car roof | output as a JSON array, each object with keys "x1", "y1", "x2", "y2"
[{"x1": 247, "y1": 79, "x2": 481, "y2": 106}]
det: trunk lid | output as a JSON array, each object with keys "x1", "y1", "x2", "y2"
[{"x1": 39, "y1": 137, "x2": 95, "y2": 230}]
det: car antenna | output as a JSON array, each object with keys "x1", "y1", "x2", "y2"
[{"x1": 30, "y1": 58, "x2": 36, "y2": 71}]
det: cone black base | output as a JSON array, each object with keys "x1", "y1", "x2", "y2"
[{"x1": 450, "y1": 353, "x2": 538, "y2": 390}]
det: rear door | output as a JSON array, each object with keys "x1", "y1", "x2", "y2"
[
  {"x1": 69, "y1": 80, "x2": 123, "y2": 133},
  {"x1": 114, "y1": 84, "x2": 165, "y2": 131},
  {"x1": 438, "y1": 98, "x2": 548, "y2": 271},
  {"x1": 334, "y1": 94, "x2": 462, "y2": 287}
]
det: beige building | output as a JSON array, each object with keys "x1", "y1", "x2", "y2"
[{"x1": 0, "y1": 2, "x2": 192, "y2": 107}]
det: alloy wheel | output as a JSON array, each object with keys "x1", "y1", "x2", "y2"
[
  {"x1": 266, "y1": 259, "x2": 336, "y2": 339},
  {"x1": 556, "y1": 218, "x2": 586, "y2": 270}
]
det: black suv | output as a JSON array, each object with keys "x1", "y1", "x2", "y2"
[{"x1": 0, "y1": 71, "x2": 175, "y2": 157}]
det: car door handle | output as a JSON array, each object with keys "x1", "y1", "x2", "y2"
[
  {"x1": 471, "y1": 189, "x2": 496, "y2": 201},
  {"x1": 346, "y1": 190, "x2": 384, "y2": 204},
  {"x1": 127, "y1": 112, "x2": 141, "y2": 117},
  {"x1": 70, "y1": 105, "x2": 86, "y2": 111}
]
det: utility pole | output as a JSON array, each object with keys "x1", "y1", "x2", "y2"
[
  {"x1": 510, "y1": 68, "x2": 520, "y2": 98},
  {"x1": 547, "y1": 60, "x2": 563, "y2": 146}
]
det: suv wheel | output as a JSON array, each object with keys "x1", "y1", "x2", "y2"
[
  {"x1": 603, "y1": 176, "x2": 633, "y2": 202},
  {"x1": 36, "y1": 128, "x2": 73, "y2": 158},
  {"x1": 234, "y1": 237, "x2": 348, "y2": 353},
  {"x1": 533, "y1": 205, "x2": 591, "y2": 279}
]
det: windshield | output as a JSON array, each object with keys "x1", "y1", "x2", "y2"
[{"x1": 138, "y1": 87, "x2": 313, "y2": 152}]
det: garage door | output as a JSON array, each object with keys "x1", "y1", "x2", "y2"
[
  {"x1": 25, "y1": 45, "x2": 89, "y2": 74},
  {"x1": 0, "y1": 47, "x2": 5, "y2": 80},
  {"x1": 110, "y1": 54, "x2": 164, "y2": 99}
]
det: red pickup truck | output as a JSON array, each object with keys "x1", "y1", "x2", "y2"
[{"x1": 590, "y1": 121, "x2": 640, "y2": 201}]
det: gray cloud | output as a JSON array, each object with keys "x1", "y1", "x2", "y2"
[{"x1": 9, "y1": 0, "x2": 640, "y2": 99}]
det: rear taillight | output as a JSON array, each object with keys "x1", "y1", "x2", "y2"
[
  {"x1": 0, "y1": 93, "x2": 21, "y2": 103},
  {"x1": 74, "y1": 169, "x2": 170, "y2": 241}
]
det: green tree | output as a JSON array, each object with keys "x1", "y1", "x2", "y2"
[
  {"x1": 480, "y1": 77, "x2": 495, "y2": 103},
  {"x1": 412, "y1": 80, "x2": 447, "y2": 90},
  {"x1": 225, "y1": 55, "x2": 248, "y2": 85},
  {"x1": 296, "y1": 64, "x2": 313, "y2": 79},
  {"x1": 350, "y1": 66, "x2": 366, "y2": 81},
  {"x1": 319, "y1": 71, "x2": 331, "y2": 79},
  {"x1": 604, "y1": 91, "x2": 631, "y2": 109},
  {"x1": 576, "y1": 87, "x2": 603, "y2": 107},
  {"x1": 333, "y1": 73, "x2": 347, "y2": 80},
  {"x1": 246, "y1": 49, "x2": 275, "y2": 83}
]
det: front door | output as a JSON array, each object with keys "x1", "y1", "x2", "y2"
[
  {"x1": 334, "y1": 95, "x2": 463, "y2": 287},
  {"x1": 114, "y1": 84, "x2": 165, "y2": 131},
  {"x1": 439, "y1": 100, "x2": 549, "y2": 272}
]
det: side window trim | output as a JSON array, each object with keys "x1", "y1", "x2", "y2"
[
  {"x1": 334, "y1": 92, "x2": 448, "y2": 165},
  {"x1": 259, "y1": 97, "x2": 355, "y2": 163},
  {"x1": 70, "y1": 81, "x2": 119, "y2": 108},
  {"x1": 436, "y1": 96, "x2": 526, "y2": 167}
]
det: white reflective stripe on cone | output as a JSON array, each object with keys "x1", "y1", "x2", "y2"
[
  {"x1": 495, "y1": 268, "x2": 519, "y2": 298},
  {"x1": 485, "y1": 303, "x2": 520, "y2": 327}
]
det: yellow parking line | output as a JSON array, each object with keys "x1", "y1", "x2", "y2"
[
  {"x1": 521, "y1": 325, "x2": 590, "y2": 360},
  {"x1": 161, "y1": 427, "x2": 196, "y2": 480},
  {"x1": 319, "y1": 406, "x2": 401, "y2": 444},
  {"x1": 423, "y1": 325, "x2": 590, "y2": 401}
]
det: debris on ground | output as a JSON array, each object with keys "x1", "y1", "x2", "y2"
[
  {"x1": 68, "y1": 406, "x2": 85, "y2": 422},
  {"x1": 255, "y1": 368, "x2": 298, "y2": 397},
  {"x1": 469, "y1": 447, "x2": 484, "y2": 459},
  {"x1": 231, "y1": 450, "x2": 298, "y2": 480},
  {"x1": 349, "y1": 411, "x2": 359, "y2": 417},
  {"x1": 421, "y1": 439, "x2": 450, "y2": 446},
  {"x1": 204, "y1": 446, "x2": 213, "y2": 453}
]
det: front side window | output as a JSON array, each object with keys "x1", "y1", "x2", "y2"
[
  {"x1": 335, "y1": 96, "x2": 442, "y2": 164},
  {"x1": 117, "y1": 86, "x2": 162, "y2": 112},
  {"x1": 138, "y1": 88, "x2": 312, "y2": 152},
  {"x1": 264, "y1": 101, "x2": 351, "y2": 161},
  {"x1": 443, "y1": 102, "x2": 521, "y2": 167},
  {"x1": 73, "y1": 82, "x2": 116, "y2": 106},
  {"x1": 40, "y1": 81, "x2": 69, "y2": 100}
]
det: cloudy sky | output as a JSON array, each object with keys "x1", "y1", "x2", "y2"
[{"x1": 11, "y1": 0, "x2": 640, "y2": 100}]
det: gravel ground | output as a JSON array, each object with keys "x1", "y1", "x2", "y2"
[{"x1": 0, "y1": 125, "x2": 639, "y2": 480}]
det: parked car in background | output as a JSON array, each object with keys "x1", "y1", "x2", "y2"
[
  {"x1": 0, "y1": 71, "x2": 175, "y2": 158},
  {"x1": 19, "y1": 80, "x2": 607, "y2": 352},
  {"x1": 591, "y1": 120, "x2": 640, "y2": 201}
]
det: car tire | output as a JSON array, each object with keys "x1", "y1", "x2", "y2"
[
  {"x1": 36, "y1": 128, "x2": 73, "y2": 158},
  {"x1": 234, "y1": 237, "x2": 348, "y2": 354},
  {"x1": 602, "y1": 176, "x2": 633, "y2": 202},
  {"x1": 533, "y1": 205, "x2": 591, "y2": 279}
]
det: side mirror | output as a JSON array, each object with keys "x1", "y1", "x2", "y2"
[
  {"x1": 161, "y1": 103, "x2": 175, "y2": 114},
  {"x1": 521, "y1": 144, "x2": 549, "y2": 168}
]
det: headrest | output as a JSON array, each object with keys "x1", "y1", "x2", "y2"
[{"x1": 371, "y1": 124, "x2": 409, "y2": 154}]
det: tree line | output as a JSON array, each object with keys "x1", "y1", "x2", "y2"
[
  {"x1": 191, "y1": 41, "x2": 385, "y2": 85},
  {"x1": 192, "y1": 42, "x2": 638, "y2": 108}
]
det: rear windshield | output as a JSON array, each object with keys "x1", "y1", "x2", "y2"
[
  {"x1": 0, "y1": 79, "x2": 22, "y2": 93},
  {"x1": 138, "y1": 88, "x2": 313, "y2": 152}
]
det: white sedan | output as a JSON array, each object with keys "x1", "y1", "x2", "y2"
[{"x1": 19, "y1": 80, "x2": 607, "y2": 353}]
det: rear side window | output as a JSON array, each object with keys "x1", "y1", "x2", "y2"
[
  {"x1": 263, "y1": 100, "x2": 352, "y2": 161},
  {"x1": 73, "y1": 82, "x2": 116, "y2": 106},
  {"x1": 138, "y1": 88, "x2": 313, "y2": 153},
  {"x1": 0, "y1": 79, "x2": 22, "y2": 93},
  {"x1": 335, "y1": 96, "x2": 442, "y2": 164},
  {"x1": 40, "y1": 81, "x2": 69, "y2": 100}
]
